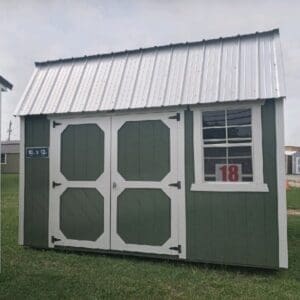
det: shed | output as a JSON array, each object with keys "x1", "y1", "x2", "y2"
[
  {"x1": 16, "y1": 29, "x2": 288, "y2": 269},
  {"x1": 285, "y1": 146, "x2": 300, "y2": 175},
  {"x1": 1, "y1": 140, "x2": 20, "y2": 174}
]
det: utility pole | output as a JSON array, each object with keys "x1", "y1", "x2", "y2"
[{"x1": 7, "y1": 120, "x2": 12, "y2": 141}]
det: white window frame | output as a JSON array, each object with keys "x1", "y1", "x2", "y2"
[
  {"x1": 1, "y1": 153, "x2": 7, "y2": 164},
  {"x1": 191, "y1": 102, "x2": 269, "y2": 192}
]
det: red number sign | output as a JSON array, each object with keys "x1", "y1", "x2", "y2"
[{"x1": 216, "y1": 164, "x2": 241, "y2": 182}]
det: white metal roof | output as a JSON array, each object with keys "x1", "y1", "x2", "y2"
[{"x1": 15, "y1": 29, "x2": 285, "y2": 116}]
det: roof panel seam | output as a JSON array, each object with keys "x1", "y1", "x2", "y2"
[
  {"x1": 217, "y1": 39, "x2": 224, "y2": 102},
  {"x1": 198, "y1": 43, "x2": 207, "y2": 104},
  {"x1": 82, "y1": 59, "x2": 102, "y2": 111},
  {"x1": 69, "y1": 60, "x2": 88, "y2": 112},
  {"x1": 145, "y1": 48, "x2": 159, "y2": 108},
  {"x1": 40, "y1": 65, "x2": 62, "y2": 114},
  {"x1": 179, "y1": 44, "x2": 190, "y2": 105},
  {"x1": 54, "y1": 62, "x2": 75, "y2": 113},
  {"x1": 26, "y1": 67, "x2": 50, "y2": 115},
  {"x1": 128, "y1": 50, "x2": 144, "y2": 109},
  {"x1": 98, "y1": 55, "x2": 115, "y2": 111},
  {"x1": 236, "y1": 36, "x2": 241, "y2": 100},
  {"x1": 113, "y1": 52, "x2": 129, "y2": 110},
  {"x1": 162, "y1": 47, "x2": 174, "y2": 107}
]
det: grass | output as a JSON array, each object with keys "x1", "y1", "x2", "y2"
[
  {"x1": 1, "y1": 174, "x2": 300, "y2": 299},
  {"x1": 287, "y1": 187, "x2": 300, "y2": 210}
]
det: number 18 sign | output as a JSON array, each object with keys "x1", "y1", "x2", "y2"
[{"x1": 216, "y1": 164, "x2": 242, "y2": 182}]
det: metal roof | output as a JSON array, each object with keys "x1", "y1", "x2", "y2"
[
  {"x1": 15, "y1": 29, "x2": 285, "y2": 116},
  {"x1": 0, "y1": 75, "x2": 13, "y2": 91}
]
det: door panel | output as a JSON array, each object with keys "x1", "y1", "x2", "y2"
[
  {"x1": 49, "y1": 117, "x2": 110, "y2": 250},
  {"x1": 111, "y1": 112, "x2": 183, "y2": 256},
  {"x1": 48, "y1": 111, "x2": 186, "y2": 258}
]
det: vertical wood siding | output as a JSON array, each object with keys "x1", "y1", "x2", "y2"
[
  {"x1": 185, "y1": 100, "x2": 279, "y2": 268},
  {"x1": 24, "y1": 116, "x2": 50, "y2": 248}
]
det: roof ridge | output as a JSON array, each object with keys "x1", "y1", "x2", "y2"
[{"x1": 35, "y1": 28, "x2": 279, "y2": 67}]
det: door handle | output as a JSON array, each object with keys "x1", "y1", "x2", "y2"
[{"x1": 112, "y1": 182, "x2": 117, "y2": 189}]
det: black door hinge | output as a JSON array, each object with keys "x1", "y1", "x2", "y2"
[
  {"x1": 53, "y1": 121, "x2": 62, "y2": 128},
  {"x1": 51, "y1": 236, "x2": 61, "y2": 243},
  {"x1": 169, "y1": 181, "x2": 181, "y2": 189},
  {"x1": 169, "y1": 245, "x2": 181, "y2": 253},
  {"x1": 52, "y1": 181, "x2": 62, "y2": 188},
  {"x1": 168, "y1": 113, "x2": 180, "y2": 121}
]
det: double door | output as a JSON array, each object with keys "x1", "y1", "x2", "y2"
[{"x1": 49, "y1": 111, "x2": 185, "y2": 257}]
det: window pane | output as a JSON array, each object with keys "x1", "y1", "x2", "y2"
[
  {"x1": 203, "y1": 128, "x2": 226, "y2": 140},
  {"x1": 227, "y1": 109, "x2": 251, "y2": 125},
  {"x1": 203, "y1": 110, "x2": 225, "y2": 127},
  {"x1": 205, "y1": 177, "x2": 216, "y2": 181},
  {"x1": 242, "y1": 177, "x2": 253, "y2": 182},
  {"x1": 228, "y1": 146, "x2": 252, "y2": 157},
  {"x1": 228, "y1": 158, "x2": 253, "y2": 174},
  {"x1": 228, "y1": 126, "x2": 251, "y2": 139},
  {"x1": 205, "y1": 158, "x2": 226, "y2": 175},
  {"x1": 204, "y1": 147, "x2": 226, "y2": 158},
  {"x1": 228, "y1": 139, "x2": 252, "y2": 144}
]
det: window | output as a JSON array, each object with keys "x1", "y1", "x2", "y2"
[
  {"x1": 192, "y1": 103, "x2": 268, "y2": 192},
  {"x1": 1, "y1": 153, "x2": 7, "y2": 164}
]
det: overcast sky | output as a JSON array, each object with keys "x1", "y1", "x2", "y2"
[{"x1": 0, "y1": 0, "x2": 299, "y2": 144}]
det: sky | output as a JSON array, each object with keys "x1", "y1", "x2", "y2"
[{"x1": 0, "y1": 0, "x2": 299, "y2": 144}]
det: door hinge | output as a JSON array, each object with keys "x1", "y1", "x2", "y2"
[
  {"x1": 169, "y1": 181, "x2": 181, "y2": 189},
  {"x1": 52, "y1": 181, "x2": 62, "y2": 188},
  {"x1": 51, "y1": 236, "x2": 61, "y2": 243},
  {"x1": 168, "y1": 112, "x2": 180, "y2": 121},
  {"x1": 169, "y1": 245, "x2": 181, "y2": 253},
  {"x1": 53, "y1": 121, "x2": 62, "y2": 128}
]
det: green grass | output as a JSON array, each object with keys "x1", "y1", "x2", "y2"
[
  {"x1": 287, "y1": 187, "x2": 300, "y2": 210},
  {"x1": 1, "y1": 174, "x2": 300, "y2": 299}
]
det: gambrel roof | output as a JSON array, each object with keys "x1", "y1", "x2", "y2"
[{"x1": 15, "y1": 29, "x2": 285, "y2": 116}]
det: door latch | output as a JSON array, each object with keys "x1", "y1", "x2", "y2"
[
  {"x1": 169, "y1": 245, "x2": 181, "y2": 253},
  {"x1": 52, "y1": 181, "x2": 62, "y2": 188},
  {"x1": 168, "y1": 181, "x2": 181, "y2": 189},
  {"x1": 51, "y1": 236, "x2": 61, "y2": 243}
]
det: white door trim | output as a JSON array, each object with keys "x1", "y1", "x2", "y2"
[
  {"x1": 110, "y1": 111, "x2": 186, "y2": 258},
  {"x1": 48, "y1": 116, "x2": 111, "y2": 250}
]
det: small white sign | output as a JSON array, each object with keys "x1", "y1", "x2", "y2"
[{"x1": 216, "y1": 164, "x2": 242, "y2": 182}]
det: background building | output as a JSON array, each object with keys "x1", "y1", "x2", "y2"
[{"x1": 1, "y1": 140, "x2": 20, "y2": 174}]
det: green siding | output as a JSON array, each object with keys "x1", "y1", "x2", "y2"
[
  {"x1": 24, "y1": 116, "x2": 50, "y2": 248},
  {"x1": 60, "y1": 188, "x2": 104, "y2": 241},
  {"x1": 118, "y1": 120, "x2": 170, "y2": 181},
  {"x1": 61, "y1": 124, "x2": 104, "y2": 181},
  {"x1": 185, "y1": 100, "x2": 279, "y2": 268},
  {"x1": 117, "y1": 189, "x2": 171, "y2": 246}
]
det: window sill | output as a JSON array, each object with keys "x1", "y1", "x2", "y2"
[{"x1": 191, "y1": 182, "x2": 269, "y2": 192}]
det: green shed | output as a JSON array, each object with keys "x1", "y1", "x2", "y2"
[{"x1": 15, "y1": 29, "x2": 288, "y2": 269}]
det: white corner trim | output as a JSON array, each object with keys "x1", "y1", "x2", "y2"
[
  {"x1": 18, "y1": 117, "x2": 25, "y2": 245},
  {"x1": 276, "y1": 99, "x2": 288, "y2": 269},
  {"x1": 191, "y1": 183, "x2": 269, "y2": 192}
]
